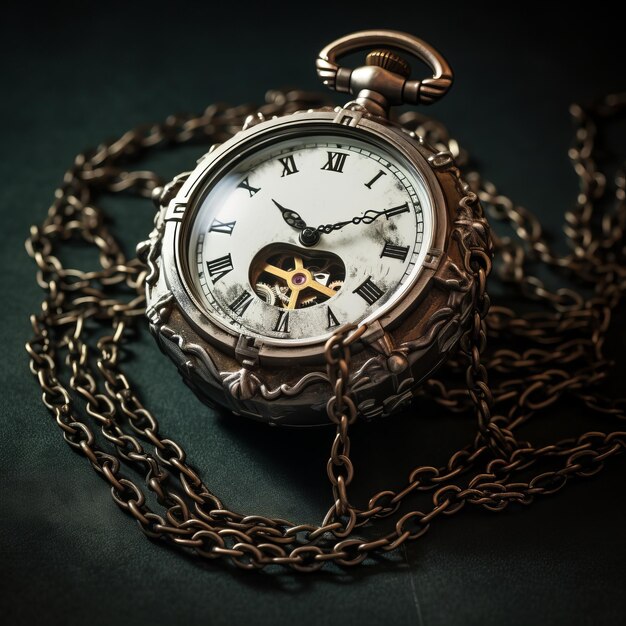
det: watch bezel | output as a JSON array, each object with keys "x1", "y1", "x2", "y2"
[{"x1": 160, "y1": 109, "x2": 449, "y2": 363}]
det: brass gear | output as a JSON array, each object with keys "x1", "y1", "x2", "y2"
[{"x1": 300, "y1": 294, "x2": 319, "y2": 307}]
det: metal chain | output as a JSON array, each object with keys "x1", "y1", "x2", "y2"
[{"x1": 25, "y1": 89, "x2": 626, "y2": 570}]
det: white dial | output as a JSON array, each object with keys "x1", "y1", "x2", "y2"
[{"x1": 187, "y1": 131, "x2": 434, "y2": 345}]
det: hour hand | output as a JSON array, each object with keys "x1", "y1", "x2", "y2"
[{"x1": 272, "y1": 199, "x2": 307, "y2": 231}]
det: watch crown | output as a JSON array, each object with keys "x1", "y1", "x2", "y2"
[{"x1": 365, "y1": 49, "x2": 411, "y2": 78}]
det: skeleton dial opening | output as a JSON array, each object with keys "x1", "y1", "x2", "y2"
[{"x1": 188, "y1": 132, "x2": 433, "y2": 345}]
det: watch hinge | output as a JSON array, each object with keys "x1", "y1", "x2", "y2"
[
  {"x1": 423, "y1": 248, "x2": 443, "y2": 271},
  {"x1": 428, "y1": 151, "x2": 455, "y2": 170},
  {"x1": 235, "y1": 335, "x2": 262, "y2": 368},
  {"x1": 360, "y1": 320, "x2": 385, "y2": 345},
  {"x1": 333, "y1": 107, "x2": 364, "y2": 126},
  {"x1": 164, "y1": 202, "x2": 187, "y2": 222}
]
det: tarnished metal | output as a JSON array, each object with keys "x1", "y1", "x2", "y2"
[
  {"x1": 24, "y1": 30, "x2": 626, "y2": 570},
  {"x1": 316, "y1": 30, "x2": 453, "y2": 116},
  {"x1": 143, "y1": 105, "x2": 475, "y2": 425}
]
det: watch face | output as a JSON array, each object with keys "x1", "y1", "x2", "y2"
[{"x1": 185, "y1": 127, "x2": 434, "y2": 345}]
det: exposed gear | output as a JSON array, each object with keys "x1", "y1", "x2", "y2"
[
  {"x1": 249, "y1": 244, "x2": 346, "y2": 310},
  {"x1": 254, "y1": 281, "x2": 276, "y2": 305},
  {"x1": 300, "y1": 294, "x2": 319, "y2": 307},
  {"x1": 273, "y1": 276, "x2": 342, "y2": 308},
  {"x1": 274, "y1": 283, "x2": 291, "y2": 304}
]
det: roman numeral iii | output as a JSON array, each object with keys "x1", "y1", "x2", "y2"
[
  {"x1": 206, "y1": 254, "x2": 233, "y2": 283},
  {"x1": 353, "y1": 276, "x2": 385, "y2": 305},
  {"x1": 279, "y1": 155, "x2": 298, "y2": 177},
  {"x1": 381, "y1": 241, "x2": 410, "y2": 262},
  {"x1": 321, "y1": 151, "x2": 348, "y2": 173}
]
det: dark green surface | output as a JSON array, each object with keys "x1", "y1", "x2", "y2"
[{"x1": 2, "y1": 3, "x2": 626, "y2": 625}]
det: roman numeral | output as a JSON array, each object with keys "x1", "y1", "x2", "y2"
[
  {"x1": 365, "y1": 170, "x2": 387, "y2": 189},
  {"x1": 381, "y1": 241, "x2": 410, "y2": 262},
  {"x1": 279, "y1": 155, "x2": 299, "y2": 177},
  {"x1": 237, "y1": 177, "x2": 260, "y2": 197},
  {"x1": 209, "y1": 218, "x2": 236, "y2": 235},
  {"x1": 206, "y1": 254, "x2": 233, "y2": 283},
  {"x1": 228, "y1": 290, "x2": 254, "y2": 317},
  {"x1": 353, "y1": 276, "x2": 385, "y2": 305},
  {"x1": 326, "y1": 306, "x2": 340, "y2": 329},
  {"x1": 321, "y1": 151, "x2": 348, "y2": 173},
  {"x1": 384, "y1": 202, "x2": 410, "y2": 218},
  {"x1": 273, "y1": 310, "x2": 290, "y2": 333}
]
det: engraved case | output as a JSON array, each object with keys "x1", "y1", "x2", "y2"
[{"x1": 141, "y1": 107, "x2": 484, "y2": 426}]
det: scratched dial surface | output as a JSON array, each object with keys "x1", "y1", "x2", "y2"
[{"x1": 187, "y1": 132, "x2": 434, "y2": 345}]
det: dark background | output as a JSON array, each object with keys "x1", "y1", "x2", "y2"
[{"x1": 2, "y1": 2, "x2": 625, "y2": 625}]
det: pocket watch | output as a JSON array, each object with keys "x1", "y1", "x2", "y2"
[
  {"x1": 139, "y1": 30, "x2": 490, "y2": 426},
  {"x1": 26, "y1": 25, "x2": 626, "y2": 570}
]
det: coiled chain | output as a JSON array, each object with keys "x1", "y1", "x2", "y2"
[{"x1": 25, "y1": 90, "x2": 626, "y2": 570}]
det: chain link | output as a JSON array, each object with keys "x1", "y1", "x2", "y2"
[{"x1": 25, "y1": 90, "x2": 626, "y2": 570}]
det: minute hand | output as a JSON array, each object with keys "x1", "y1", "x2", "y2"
[{"x1": 316, "y1": 202, "x2": 409, "y2": 234}]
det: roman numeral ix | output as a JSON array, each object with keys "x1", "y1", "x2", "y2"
[
  {"x1": 206, "y1": 254, "x2": 233, "y2": 283},
  {"x1": 321, "y1": 151, "x2": 348, "y2": 173},
  {"x1": 353, "y1": 276, "x2": 385, "y2": 305}
]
